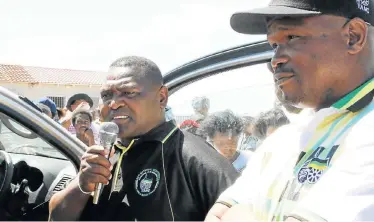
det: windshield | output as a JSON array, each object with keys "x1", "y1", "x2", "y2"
[{"x1": 0, "y1": 113, "x2": 67, "y2": 160}]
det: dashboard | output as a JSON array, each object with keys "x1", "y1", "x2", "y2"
[
  {"x1": 10, "y1": 153, "x2": 77, "y2": 203},
  {"x1": 1, "y1": 152, "x2": 77, "y2": 220}
]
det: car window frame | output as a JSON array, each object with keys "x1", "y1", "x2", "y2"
[
  {"x1": 0, "y1": 88, "x2": 84, "y2": 170},
  {"x1": 164, "y1": 40, "x2": 273, "y2": 95}
]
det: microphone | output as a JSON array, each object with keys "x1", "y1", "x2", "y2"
[{"x1": 93, "y1": 122, "x2": 119, "y2": 204}]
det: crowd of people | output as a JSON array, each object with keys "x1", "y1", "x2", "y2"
[
  {"x1": 177, "y1": 96, "x2": 290, "y2": 173},
  {"x1": 25, "y1": 0, "x2": 374, "y2": 220}
]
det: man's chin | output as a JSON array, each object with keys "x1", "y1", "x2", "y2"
[
  {"x1": 279, "y1": 90, "x2": 301, "y2": 106},
  {"x1": 118, "y1": 130, "x2": 138, "y2": 143},
  {"x1": 77, "y1": 128, "x2": 86, "y2": 134}
]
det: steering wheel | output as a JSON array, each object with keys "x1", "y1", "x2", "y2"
[
  {"x1": 0, "y1": 150, "x2": 14, "y2": 205},
  {"x1": 0, "y1": 113, "x2": 37, "y2": 139}
]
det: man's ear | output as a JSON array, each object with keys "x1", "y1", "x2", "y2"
[
  {"x1": 159, "y1": 86, "x2": 168, "y2": 108},
  {"x1": 346, "y1": 18, "x2": 368, "y2": 55}
]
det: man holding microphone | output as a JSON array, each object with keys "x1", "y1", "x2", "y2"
[{"x1": 49, "y1": 56, "x2": 238, "y2": 221}]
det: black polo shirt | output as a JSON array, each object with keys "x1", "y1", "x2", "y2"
[{"x1": 80, "y1": 121, "x2": 239, "y2": 221}]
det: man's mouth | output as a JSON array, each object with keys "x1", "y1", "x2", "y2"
[
  {"x1": 113, "y1": 115, "x2": 130, "y2": 120},
  {"x1": 274, "y1": 73, "x2": 295, "y2": 86}
]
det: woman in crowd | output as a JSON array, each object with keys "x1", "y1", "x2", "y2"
[{"x1": 198, "y1": 110, "x2": 252, "y2": 173}]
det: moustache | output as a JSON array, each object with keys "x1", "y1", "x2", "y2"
[{"x1": 274, "y1": 66, "x2": 294, "y2": 74}]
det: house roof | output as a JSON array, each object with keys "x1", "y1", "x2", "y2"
[{"x1": 0, "y1": 64, "x2": 108, "y2": 85}]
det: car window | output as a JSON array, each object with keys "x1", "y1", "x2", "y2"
[
  {"x1": 0, "y1": 112, "x2": 67, "y2": 160},
  {"x1": 168, "y1": 63, "x2": 276, "y2": 124}
]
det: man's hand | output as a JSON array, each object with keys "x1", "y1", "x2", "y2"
[
  {"x1": 220, "y1": 204, "x2": 253, "y2": 221},
  {"x1": 77, "y1": 128, "x2": 95, "y2": 146},
  {"x1": 205, "y1": 203, "x2": 231, "y2": 222},
  {"x1": 60, "y1": 110, "x2": 73, "y2": 129},
  {"x1": 79, "y1": 146, "x2": 114, "y2": 193},
  {"x1": 74, "y1": 102, "x2": 90, "y2": 113},
  {"x1": 205, "y1": 203, "x2": 254, "y2": 222},
  {"x1": 49, "y1": 145, "x2": 116, "y2": 221},
  {"x1": 84, "y1": 128, "x2": 95, "y2": 146}
]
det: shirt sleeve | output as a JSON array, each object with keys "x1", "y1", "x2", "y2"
[
  {"x1": 181, "y1": 132, "x2": 239, "y2": 213},
  {"x1": 217, "y1": 145, "x2": 267, "y2": 206}
]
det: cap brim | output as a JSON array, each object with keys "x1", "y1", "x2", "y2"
[{"x1": 230, "y1": 6, "x2": 321, "y2": 34}]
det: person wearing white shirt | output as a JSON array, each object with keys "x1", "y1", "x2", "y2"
[{"x1": 205, "y1": 0, "x2": 374, "y2": 220}]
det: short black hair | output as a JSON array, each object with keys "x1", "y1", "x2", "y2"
[
  {"x1": 72, "y1": 110, "x2": 93, "y2": 126},
  {"x1": 110, "y1": 56, "x2": 163, "y2": 86},
  {"x1": 253, "y1": 108, "x2": 290, "y2": 139},
  {"x1": 198, "y1": 110, "x2": 243, "y2": 139}
]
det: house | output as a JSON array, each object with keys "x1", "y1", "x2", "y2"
[{"x1": 0, "y1": 64, "x2": 108, "y2": 108}]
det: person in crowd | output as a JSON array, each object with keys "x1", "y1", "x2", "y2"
[
  {"x1": 36, "y1": 103, "x2": 53, "y2": 118},
  {"x1": 180, "y1": 96, "x2": 210, "y2": 135},
  {"x1": 165, "y1": 105, "x2": 177, "y2": 125},
  {"x1": 93, "y1": 98, "x2": 107, "y2": 125},
  {"x1": 237, "y1": 116, "x2": 259, "y2": 151},
  {"x1": 92, "y1": 108, "x2": 101, "y2": 127},
  {"x1": 191, "y1": 96, "x2": 210, "y2": 123},
  {"x1": 38, "y1": 97, "x2": 57, "y2": 120},
  {"x1": 49, "y1": 56, "x2": 239, "y2": 221},
  {"x1": 252, "y1": 108, "x2": 290, "y2": 141},
  {"x1": 199, "y1": 110, "x2": 253, "y2": 173},
  {"x1": 90, "y1": 109, "x2": 99, "y2": 123},
  {"x1": 56, "y1": 108, "x2": 67, "y2": 122},
  {"x1": 205, "y1": 0, "x2": 374, "y2": 221},
  {"x1": 59, "y1": 93, "x2": 99, "y2": 144},
  {"x1": 72, "y1": 110, "x2": 95, "y2": 146}
]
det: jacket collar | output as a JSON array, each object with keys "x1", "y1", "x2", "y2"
[
  {"x1": 116, "y1": 121, "x2": 178, "y2": 148},
  {"x1": 332, "y1": 78, "x2": 374, "y2": 112}
]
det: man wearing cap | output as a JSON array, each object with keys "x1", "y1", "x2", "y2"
[
  {"x1": 60, "y1": 93, "x2": 100, "y2": 145},
  {"x1": 38, "y1": 97, "x2": 57, "y2": 120},
  {"x1": 206, "y1": 0, "x2": 374, "y2": 221}
]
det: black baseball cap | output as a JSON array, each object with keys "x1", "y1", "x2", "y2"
[{"x1": 231, "y1": 0, "x2": 374, "y2": 34}]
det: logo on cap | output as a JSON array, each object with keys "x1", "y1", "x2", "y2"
[{"x1": 357, "y1": 0, "x2": 370, "y2": 14}]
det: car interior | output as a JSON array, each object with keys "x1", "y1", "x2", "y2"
[{"x1": 0, "y1": 112, "x2": 76, "y2": 220}]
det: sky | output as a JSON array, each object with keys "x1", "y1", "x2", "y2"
[{"x1": 0, "y1": 0, "x2": 275, "y2": 116}]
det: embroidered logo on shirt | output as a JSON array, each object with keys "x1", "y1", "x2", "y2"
[
  {"x1": 134, "y1": 168, "x2": 160, "y2": 197},
  {"x1": 357, "y1": 0, "x2": 370, "y2": 14},
  {"x1": 297, "y1": 146, "x2": 338, "y2": 184}
]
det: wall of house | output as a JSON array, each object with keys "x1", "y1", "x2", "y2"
[{"x1": 1, "y1": 82, "x2": 101, "y2": 108}]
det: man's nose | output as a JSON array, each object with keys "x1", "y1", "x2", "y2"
[
  {"x1": 271, "y1": 45, "x2": 289, "y2": 72},
  {"x1": 109, "y1": 97, "x2": 126, "y2": 110}
]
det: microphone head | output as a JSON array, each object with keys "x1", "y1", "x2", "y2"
[{"x1": 99, "y1": 122, "x2": 119, "y2": 148}]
